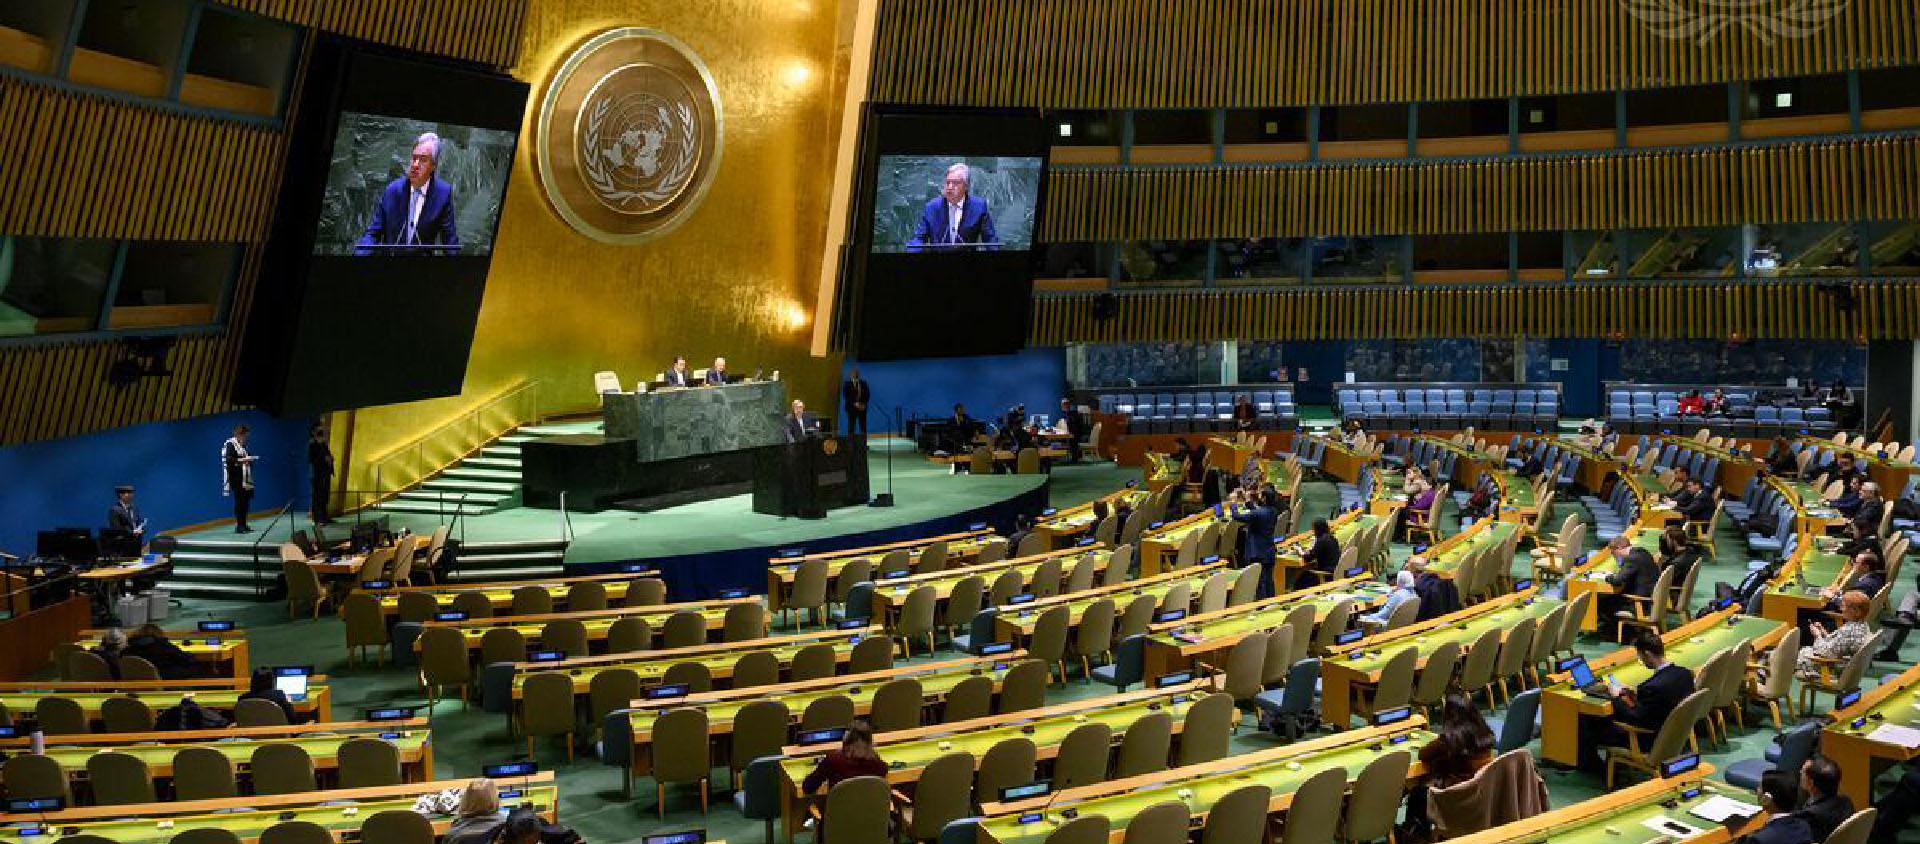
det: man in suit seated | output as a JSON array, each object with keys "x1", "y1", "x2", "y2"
[
  {"x1": 358, "y1": 132, "x2": 459, "y2": 252},
  {"x1": 1850, "y1": 482, "x2": 1885, "y2": 533},
  {"x1": 1794, "y1": 757, "x2": 1853, "y2": 842},
  {"x1": 1808, "y1": 452, "x2": 1861, "y2": 488},
  {"x1": 705, "y1": 356, "x2": 732, "y2": 386},
  {"x1": 662, "y1": 356, "x2": 693, "y2": 388},
  {"x1": 1579, "y1": 633, "x2": 1696, "y2": 771},
  {"x1": 1747, "y1": 770, "x2": 1816, "y2": 844},
  {"x1": 1597, "y1": 535, "x2": 1661, "y2": 637},
  {"x1": 907, "y1": 163, "x2": 997, "y2": 251},
  {"x1": 1408, "y1": 555, "x2": 1462, "y2": 621},
  {"x1": 1676, "y1": 478, "x2": 1715, "y2": 523},
  {"x1": 783, "y1": 399, "x2": 818, "y2": 443}
]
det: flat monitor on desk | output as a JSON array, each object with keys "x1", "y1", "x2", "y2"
[{"x1": 36, "y1": 528, "x2": 96, "y2": 562}]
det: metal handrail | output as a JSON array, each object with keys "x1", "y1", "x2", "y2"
[
  {"x1": 362, "y1": 378, "x2": 544, "y2": 508},
  {"x1": 249, "y1": 500, "x2": 295, "y2": 597}
]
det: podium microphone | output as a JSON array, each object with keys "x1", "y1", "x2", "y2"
[{"x1": 870, "y1": 405, "x2": 897, "y2": 507}]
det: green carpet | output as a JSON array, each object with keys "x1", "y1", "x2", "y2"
[{"x1": 142, "y1": 466, "x2": 1919, "y2": 844}]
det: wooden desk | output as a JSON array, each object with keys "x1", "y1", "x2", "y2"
[
  {"x1": 1308, "y1": 435, "x2": 1375, "y2": 484},
  {"x1": 1144, "y1": 454, "x2": 1182, "y2": 492},
  {"x1": 0, "y1": 677, "x2": 332, "y2": 722},
  {"x1": 975, "y1": 720, "x2": 1432, "y2": 844},
  {"x1": 1137, "y1": 512, "x2": 1221, "y2": 576},
  {"x1": 361, "y1": 571, "x2": 658, "y2": 620},
  {"x1": 1141, "y1": 575, "x2": 1389, "y2": 679},
  {"x1": 19, "y1": 773, "x2": 556, "y2": 842},
  {"x1": 1798, "y1": 435, "x2": 1920, "y2": 495},
  {"x1": 774, "y1": 683, "x2": 1210, "y2": 838},
  {"x1": 620, "y1": 654, "x2": 1023, "y2": 779},
  {"x1": 1320, "y1": 590, "x2": 1559, "y2": 729},
  {"x1": 1822, "y1": 659, "x2": 1920, "y2": 808},
  {"x1": 79, "y1": 557, "x2": 172, "y2": 584},
  {"x1": 1485, "y1": 469, "x2": 1542, "y2": 525},
  {"x1": 926, "y1": 447, "x2": 1070, "y2": 465},
  {"x1": 1552, "y1": 437, "x2": 1621, "y2": 491},
  {"x1": 75, "y1": 627, "x2": 250, "y2": 678},
  {"x1": 1420, "y1": 519, "x2": 1522, "y2": 581},
  {"x1": 19, "y1": 719, "x2": 434, "y2": 790},
  {"x1": 1440, "y1": 768, "x2": 1757, "y2": 844},
  {"x1": 410, "y1": 597, "x2": 759, "y2": 654},
  {"x1": 1204, "y1": 436, "x2": 1259, "y2": 475},
  {"x1": 1758, "y1": 534, "x2": 1847, "y2": 624},
  {"x1": 1539, "y1": 609, "x2": 1787, "y2": 766},
  {"x1": 991, "y1": 563, "x2": 1227, "y2": 645},
  {"x1": 505, "y1": 626, "x2": 881, "y2": 702},
  {"x1": 868, "y1": 547, "x2": 1110, "y2": 626},
  {"x1": 765, "y1": 530, "x2": 996, "y2": 612},
  {"x1": 1413, "y1": 435, "x2": 1493, "y2": 489},
  {"x1": 1035, "y1": 488, "x2": 1150, "y2": 546}
]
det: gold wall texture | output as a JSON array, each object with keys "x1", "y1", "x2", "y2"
[{"x1": 341, "y1": 0, "x2": 854, "y2": 494}]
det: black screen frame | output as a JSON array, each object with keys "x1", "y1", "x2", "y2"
[
  {"x1": 237, "y1": 35, "x2": 529, "y2": 415},
  {"x1": 838, "y1": 105, "x2": 1051, "y2": 361}
]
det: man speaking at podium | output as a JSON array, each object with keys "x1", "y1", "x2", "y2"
[
  {"x1": 907, "y1": 163, "x2": 997, "y2": 251},
  {"x1": 783, "y1": 399, "x2": 820, "y2": 443},
  {"x1": 358, "y1": 132, "x2": 459, "y2": 252}
]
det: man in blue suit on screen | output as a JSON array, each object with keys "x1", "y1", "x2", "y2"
[
  {"x1": 358, "y1": 132, "x2": 459, "y2": 254},
  {"x1": 907, "y1": 163, "x2": 996, "y2": 251}
]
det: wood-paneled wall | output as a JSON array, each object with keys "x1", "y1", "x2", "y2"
[
  {"x1": 872, "y1": 0, "x2": 1920, "y2": 108},
  {"x1": 225, "y1": 0, "x2": 528, "y2": 68},
  {"x1": 0, "y1": 76, "x2": 285, "y2": 241},
  {"x1": 1042, "y1": 134, "x2": 1920, "y2": 241},
  {"x1": 1032, "y1": 281, "x2": 1920, "y2": 344},
  {"x1": 0, "y1": 1, "x2": 531, "y2": 447}
]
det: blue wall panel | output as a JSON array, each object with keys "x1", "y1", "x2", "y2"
[
  {"x1": 0, "y1": 411, "x2": 313, "y2": 555},
  {"x1": 843, "y1": 348, "x2": 1069, "y2": 432}
]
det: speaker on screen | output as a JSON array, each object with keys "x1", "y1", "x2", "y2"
[
  {"x1": 837, "y1": 106, "x2": 1052, "y2": 361},
  {"x1": 237, "y1": 35, "x2": 529, "y2": 414}
]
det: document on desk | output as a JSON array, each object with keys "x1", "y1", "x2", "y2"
[
  {"x1": 1865, "y1": 723, "x2": 1920, "y2": 748},
  {"x1": 1688, "y1": 795, "x2": 1761, "y2": 824}
]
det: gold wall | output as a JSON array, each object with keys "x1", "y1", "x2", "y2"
[{"x1": 341, "y1": 0, "x2": 853, "y2": 493}]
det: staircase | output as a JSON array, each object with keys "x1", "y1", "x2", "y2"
[
  {"x1": 155, "y1": 423, "x2": 593, "y2": 599},
  {"x1": 156, "y1": 534, "x2": 574, "y2": 600},
  {"x1": 372, "y1": 423, "x2": 593, "y2": 518},
  {"x1": 157, "y1": 535, "x2": 283, "y2": 600}
]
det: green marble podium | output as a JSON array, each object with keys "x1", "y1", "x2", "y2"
[{"x1": 602, "y1": 380, "x2": 788, "y2": 463}]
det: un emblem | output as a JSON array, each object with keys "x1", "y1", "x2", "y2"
[{"x1": 535, "y1": 28, "x2": 723, "y2": 243}]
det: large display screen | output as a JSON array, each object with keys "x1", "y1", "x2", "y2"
[
  {"x1": 237, "y1": 38, "x2": 529, "y2": 415},
  {"x1": 844, "y1": 108, "x2": 1050, "y2": 360},
  {"x1": 314, "y1": 112, "x2": 519, "y2": 257},
  {"x1": 869, "y1": 155, "x2": 1042, "y2": 253}
]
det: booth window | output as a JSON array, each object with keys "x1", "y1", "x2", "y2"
[
  {"x1": 109, "y1": 242, "x2": 237, "y2": 330},
  {"x1": 0, "y1": 236, "x2": 116, "y2": 337}
]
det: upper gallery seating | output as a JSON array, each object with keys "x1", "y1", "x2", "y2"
[
  {"x1": 1604, "y1": 383, "x2": 1840, "y2": 435},
  {"x1": 1335, "y1": 383, "x2": 1562, "y2": 431},
  {"x1": 1094, "y1": 387, "x2": 1299, "y2": 434}
]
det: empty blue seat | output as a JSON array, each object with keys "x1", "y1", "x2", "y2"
[{"x1": 1781, "y1": 407, "x2": 1806, "y2": 424}]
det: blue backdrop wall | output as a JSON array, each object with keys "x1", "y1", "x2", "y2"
[
  {"x1": 844, "y1": 348, "x2": 1069, "y2": 433},
  {"x1": 0, "y1": 410, "x2": 314, "y2": 555}
]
